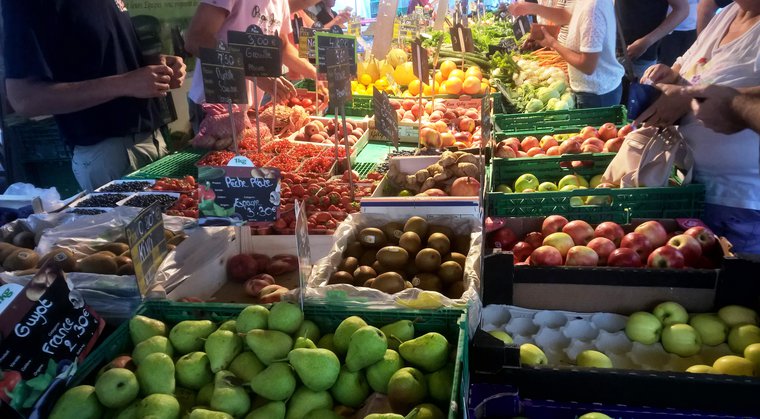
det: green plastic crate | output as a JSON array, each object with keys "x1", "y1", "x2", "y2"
[
  {"x1": 492, "y1": 153, "x2": 616, "y2": 187},
  {"x1": 327, "y1": 94, "x2": 374, "y2": 118},
  {"x1": 294, "y1": 78, "x2": 316, "y2": 91},
  {"x1": 124, "y1": 149, "x2": 206, "y2": 179},
  {"x1": 494, "y1": 105, "x2": 629, "y2": 138},
  {"x1": 72, "y1": 300, "x2": 468, "y2": 419}
]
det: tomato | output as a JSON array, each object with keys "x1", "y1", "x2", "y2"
[
  {"x1": 0, "y1": 370, "x2": 21, "y2": 403},
  {"x1": 300, "y1": 98, "x2": 313, "y2": 107}
]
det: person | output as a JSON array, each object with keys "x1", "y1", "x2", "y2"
[
  {"x1": 697, "y1": 0, "x2": 734, "y2": 34},
  {"x1": 307, "y1": 0, "x2": 351, "y2": 28},
  {"x1": 681, "y1": 85, "x2": 760, "y2": 134},
  {"x1": 618, "y1": 0, "x2": 689, "y2": 78},
  {"x1": 407, "y1": 0, "x2": 431, "y2": 15},
  {"x1": 2, "y1": 0, "x2": 186, "y2": 192},
  {"x1": 556, "y1": 0, "x2": 576, "y2": 45},
  {"x1": 509, "y1": 0, "x2": 625, "y2": 108},
  {"x1": 658, "y1": 0, "x2": 699, "y2": 66},
  {"x1": 635, "y1": 0, "x2": 760, "y2": 253}
]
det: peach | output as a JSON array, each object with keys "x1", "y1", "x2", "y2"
[
  {"x1": 458, "y1": 117, "x2": 476, "y2": 133},
  {"x1": 440, "y1": 132, "x2": 456, "y2": 147}
]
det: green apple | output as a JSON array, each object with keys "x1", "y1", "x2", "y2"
[
  {"x1": 399, "y1": 190, "x2": 414, "y2": 197},
  {"x1": 579, "y1": 413, "x2": 612, "y2": 419},
  {"x1": 576, "y1": 350, "x2": 612, "y2": 368},
  {"x1": 689, "y1": 313, "x2": 728, "y2": 346},
  {"x1": 519, "y1": 343, "x2": 548, "y2": 366},
  {"x1": 569, "y1": 196, "x2": 585, "y2": 206},
  {"x1": 653, "y1": 301, "x2": 689, "y2": 326},
  {"x1": 487, "y1": 330, "x2": 513, "y2": 344},
  {"x1": 727, "y1": 324, "x2": 760, "y2": 354},
  {"x1": 661, "y1": 324, "x2": 702, "y2": 357},
  {"x1": 625, "y1": 312, "x2": 662, "y2": 345},
  {"x1": 558, "y1": 174, "x2": 589, "y2": 190},
  {"x1": 495, "y1": 184, "x2": 512, "y2": 193},
  {"x1": 589, "y1": 174, "x2": 604, "y2": 188},
  {"x1": 537, "y1": 182, "x2": 558, "y2": 192},
  {"x1": 718, "y1": 305, "x2": 759, "y2": 328},
  {"x1": 514, "y1": 174, "x2": 540, "y2": 192},
  {"x1": 712, "y1": 355, "x2": 754, "y2": 376},
  {"x1": 743, "y1": 342, "x2": 760, "y2": 374},
  {"x1": 686, "y1": 364, "x2": 715, "y2": 374},
  {"x1": 560, "y1": 184, "x2": 579, "y2": 192}
]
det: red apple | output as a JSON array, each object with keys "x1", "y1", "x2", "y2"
[
  {"x1": 422, "y1": 188, "x2": 447, "y2": 197},
  {"x1": 540, "y1": 135, "x2": 558, "y2": 151},
  {"x1": 451, "y1": 176, "x2": 480, "y2": 196},
  {"x1": 526, "y1": 147, "x2": 545, "y2": 157},
  {"x1": 684, "y1": 226, "x2": 717, "y2": 254},
  {"x1": 588, "y1": 237, "x2": 616, "y2": 266},
  {"x1": 667, "y1": 234, "x2": 702, "y2": 266},
  {"x1": 517, "y1": 151, "x2": 529, "y2": 158},
  {"x1": 546, "y1": 146, "x2": 561, "y2": 156},
  {"x1": 580, "y1": 126, "x2": 599, "y2": 140},
  {"x1": 558, "y1": 138, "x2": 582, "y2": 154},
  {"x1": 620, "y1": 232, "x2": 654, "y2": 260},
  {"x1": 521, "y1": 136, "x2": 540, "y2": 152},
  {"x1": 647, "y1": 245, "x2": 686, "y2": 269},
  {"x1": 603, "y1": 137, "x2": 624, "y2": 153},
  {"x1": 618, "y1": 124, "x2": 633, "y2": 138},
  {"x1": 543, "y1": 232, "x2": 575, "y2": 258},
  {"x1": 594, "y1": 221, "x2": 625, "y2": 246},
  {"x1": 598, "y1": 123, "x2": 618, "y2": 141},
  {"x1": 524, "y1": 231, "x2": 545, "y2": 249},
  {"x1": 542, "y1": 215, "x2": 569, "y2": 237},
  {"x1": 634, "y1": 221, "x2": 668, "y2": 247},
  {"x1": 503, "y1": 137, "x2": 521, "y2": 153},
  {"x1": 562, "y1": 220, "x2": 595, "y2": 246},
  {"x1": 511, "y1": 241, "x2": 534, "y2": 262},
  {"x1": 495, "y1": 141, "x2": 517, "y2": 158},
  {"x1": 530, "y1": 246, "x2": 563, "y2": 266},
  {"x1": 607, "y1": 247, "x2": 643, "y2": 267},
  {"x1": 489, "y1": 227, "x2": 518, "y2": 249},
  {"x1": 582, "y1": 138, "x2": 605, "y2": 151},
  {"x1": 565, "y1": 246, "x2": 599, "y2": 266}
]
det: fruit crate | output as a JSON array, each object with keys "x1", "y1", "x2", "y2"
[
  {"x1": 494, "y1": 105, "x2": 629, "y2": 139},
  {"x1": 124, "y1": 149, "x2": 206, "y2": 179},
  {"x1": 71, "y1": 300, "x2": 469, "y2": 419},
  {"x1": 293, "y1": 78, "x2": 316, "y2": 91},
  {"x1": 327, "y1": 94, "x2": 374, "y2": 118},
  {"x1": 492, "y1": 152, "x2": 615, "y2": 186}
]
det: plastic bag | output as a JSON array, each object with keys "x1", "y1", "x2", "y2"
[{"x1": 3, "y1": 182, "x2": 63, "y2": 212}]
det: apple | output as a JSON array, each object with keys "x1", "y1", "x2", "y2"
[
  {"x1": 514, "y1": 174, "x2": 540, "y2": 192},
  {"x1": 684, "y1": 226, "x2": 717, "y2": 254},
  {"x1": 625, "y1": 311, "x2": 663, "y2": 344},
  {"x1": 620, "y1": 232, "x2": 654, "y2": 261},
  {"x1": 689, "y1": 313, "x2": 728, "y2": 346},
  {"x1": 562, "y1": 220, "x2": 595, "y2": 246},
  {"x1": 516, "y1": 151, "x2": 529, "y2": 158},
  {"x1": 594, "y1": 222, "x2": 625, "y2": 246},
  {"x1": 502, "y1": 137, "x2": 521, "y2": 153},
  {"x1": 686, "y1": 364, "x2": 716, "y2": 374},
  {"x1": 634, "y1": 220, "x2": 668, "y2": 247},
  {"x1": 519, "y1": 343, "x2": 548, "y2": 366},
  {"x1": 489, "y1": 227, "x2": 518, "y2": 249},
  {"x1": 541, "y1": 215, "x2": 569, "y2": 236},
  {"x1": 647, "y1": 245, "x2": 686, "y2": 269},
  {"x1": 543, "y1": 232, "x2": 575, "y2": 258},
  {"x1": 667, "y1": 234, "x2": 702, "y2": 266},
  {"x1": 558, "y1": 138, "x2": 582, "y2": 154},
  {"x1": 540, "y1": 135, "x2": 558, "y2": 151},
  {"x1": 712, "y1": 355, "x2": 755, "y2": 376},
  {"x1": 511, "y1": 241, "x2": 534, "y2": 262},
  {"x1": 524, "y1": 232, "x2": 544, "y2": 249},
  {"x1": 653, "y1": 301, "x2": 689, "y2": 326},
  {"x1": 526, "y1": 147, "x2": 545, "y2": 157},
  {"x1": 458, "y1": 117, "x2": 476, "y2": 133},
  {"x1": 589, "y1": 174, "x2": 604, "y2": 188},
  {"x1": 451, "y1": 176, "x2": 480, "y2": 196},
  {"x1": 587, "y1": 237, "x2": 616, "y2": 266},
  {"x1": 495, "y1": 184, "x2": 512, "y2": 193},
  {"x1": 421, "y1": 127, "x2": 443, "y2": 149},
  {"x1": 521, "y1": 136, "x2": 540, "y2": 152},
  {"x1": 421, "y1": 188, "x2": 447, "y2": 197},
  {"x1": 581, "y1": 137, "x2": 605, "y2": 152},
  {"x1": 495, "y1": 141, "x2": 517, "y2": 158},
  {"x1": 743, "y1": 343, "x2": 760, "y2": 373},
  {"x1": 718, "y1": 305, "x2": 759, "y2": 328},
  {"x1": 579, "y1": 414, "x2": 613, "y2": 419},
  {"x1": 530, "y1": 246, "x2": 563, "y2": 266},
  {"x1": 565, "y1": 246, "x2": 599, "y2": 266},
  {"x1": 576, "y1": 350, "x2": 612, "y2": 368},
  {"x1": 618, "y1": 124, "x2": 633, "y2": 138},
  {"x1": 558, "y1": 174, "x2": 589, "y2": 190},
  {"x1": 440, "y1": 132, "x2": 456, "y2": 147},
  {"x1": 598, "y1": 122, "x2": 618, "y2": 141},
  {"x1": 661, "y1": 324, "x2": 702, "y2": 357},
  {"x1": 727, "y1": 324, "x2": 760, "y2": 354},
  {"x1": 487, "y1": 330, "x2": 513, "y2": 344},
  {"x1": 603, "y1": 137, "x2": 624, "y2": 153},
  {"x1": 580, "y1": 126, "x2": 599, "y2": 140},
  {"x1": 606, "y1": 248, "x2": 641, "y2": 267},
  {"x1": 546, "y1": 146, "x2": 561, "y2": 156},
  {"x1": 538, "y1": 182, "x2": 558, "y2": 192}
]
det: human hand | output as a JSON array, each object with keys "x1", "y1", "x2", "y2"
[
  {"x1": 122, "y1": 65, "x2": 173, "y2": 98},
  {"x1": 507, "y1": 1, "x2": 533, "y2": 17},
  {"x1": 682, "y1": 84, "x2": 744, "y2": 134},
  {"x1": 626, "y1": 37, "x2": 652, "y2": 61},
  {"x1": 535, "y1": 26, "x2": 557, "y2": 49},
  {"x1": 316, "y1": 80, "x2": 329, "y2": 98},
  {"x1": 634, "y1": 83, "x2": 692, "y2": 127},
  {"x1": 641, "y1": 63, "x2": 677, "y2": 85},
  {"x1": 257, "y1": 77, "x2": 297, "y2": 103},
  {"x1": 328, "y1": 10, "x2": 351, "y2": 27},
  {"x1": 162, "y1": 55, "x2": 186, "y2": 89}
]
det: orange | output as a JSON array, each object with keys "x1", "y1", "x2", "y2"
[
  {"x1": 448, "y1": 69, "x2": 466, "y2": 82},
  {"x1": 480, "y1": 82, "x2": 489, "y2": 95},
  {"x1": 422, "y1": 83, "x2": 434, "y2": 96},
  {"x1": 462, "y1": 76, "x2": 481, "y2": 95},
  {"x1": 443, "y1": 77, "x2": 463, "y2": 95},
  {"x1": 465, "y1": 66, "x2": 482, "y2": 80},
  {"x1": 439, "y1": 60, "x2": 457, "y2": 79},
  {"x1": 434, "y1": 70, "x2": 443, "y2": 85},
  {"x1": 408, "y1": 79, "x2": 422, "y2": 96}
]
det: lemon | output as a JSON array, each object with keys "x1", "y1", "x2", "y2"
[
  {"x1": 359, "y1": 73, "x2": 373, "y2": 86},
  {"x1": 374, "y1": 78, "x2": 389, "y2": 92}
]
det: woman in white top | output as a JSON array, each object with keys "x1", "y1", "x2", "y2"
[
  {"x1": 509, "y1": 0, "x2": 624, "y2": 108},
  {"x1": 636, "y1": 0, "x2": 760, "y2": 253}
]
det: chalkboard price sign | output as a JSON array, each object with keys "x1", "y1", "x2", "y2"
[
  {"x1": 411, "y1": 41, "x2": 430, "y2": 83},
  {"x1": 198, "y1": 166, "x2": 281, "y2": 224},
  {"x1": 199, "y1": 45, "x2": 248, "y2": 104},
  {"x1": 373, "y1": 89, "x2": 399, "y2": 148},
  {"x1": 513, "y1": 15, "x2": 532, "y2": 40},
  {"x1": 126, "y1": 202, "x2": 168, "y2": 296},
  {"x1": 227, "y1": 25, "x2": 282, "y2": 77},
  {"x1": 450, "y1": 23, "x2": 474, "y2": 53},
  {"x1": 316, "y1": 32, "x2": 357, "y2": 74},
  {"x1": 325, "y1": 47, "x2": 354, "y2": 107}
]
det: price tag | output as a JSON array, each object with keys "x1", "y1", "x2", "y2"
[
  {"x1": 126, "y1": 202, "x2": 168, "y2": 296},
  {"x1": 450, "y1": 23, "x2": 474, "y2": 53},
  {"x1": 227, "y1": 155, "x2": 255, "y2": 167},
  {"x1": 399, "y1": 23, "x2": 418, "y2": 41},
  {"x1": 316, "y1": 32, "x2": 357, "y2": 74},
  {"x1": 411, "y1": 41, "x2": 430, "y2": 83},
  {"x1": 347, "y1": 18, "x2": 362, "y2": 37},
  {"x1": 298, "y1": 27, "x2": 318, "y2": 60},
  {"x1": 197, "y1": 165, "x2": 281, "y2": 225},
  {"x1": 199, "y1": 44, "x2": 248, "y2": 104},
  {"x1": 227, "y1": 25, "x2": 282, "y2": 77},
  {"x1": 294, "y1": 200, "x2": 311, "y2": 310},
  {"x1": 512, "y1": 15, "x2": 531, "y2": 40},
  {"x1": 325, "y1": 47, "x2": 354, "y2": 107},
  {"x1": 373, "y1": 89, "x2": 399, "y2": 148}
]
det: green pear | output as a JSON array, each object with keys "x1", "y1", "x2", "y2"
[
  {"x1": 405, "y1": 403, "x2": 445, "y2": 419},
  {"x1": 268, "y1": 301, "x2": 304, "y2": 334},
  {"x1": 133, "y1": 335, "x2": 174, "y2": 365},
  {"x1": 219, "y1": 320, "x2": 237, "y2": 332},
  {"x1": 130, "y1": 315, "x2": 167, "y2": 346},
  {"x1": 138, "y1": 393, "x2": 180, "y2": 419},
  {"x1": 245, "y1": 329, "x2": 293, "y2": 364},
  {"x1": 189, "y1": 408, "x2": 234, "y2": 419},
  {"x1": 113, "y1": 398, "x2": 141, "y2": 419},
  {"x1": 249, "y1": 362, "x2": 296, "y2": 401},
  {"x1": 229, "y1": 351, "x2": 264, "y2": 382},
  {"x1": 170, "y1": 320, "x2": 217, "y2": 354},
  {"x1": 174, "y1": 386, "x2": 196, "y2": 415},
  {"x1": 286, "y1": 387, "x2": 333, "y2": 419},
  {"x1": 294, "y1": 336, "x2": 318, "y2": 349},
  {"x1": 288, "y1": 348, "x2": 341, "y2": 391},
  {"x1": 50, "y1": 385, "x2": 103, "y2": 419},
  {"x1": 331, "y1": 365, "x2": 370, "y2": 408},
  {"x1": 367, "y1": 349, "x2": 404, "y2": 393},
  {"x1": 303, "y1": 408, "x2": 342, "y2": 419},
  {"x1": 317, "y1": 334, "x2": 337, "y2": 352},
  {"x1": 95, "y1": 368, "x2": 139, "y2": 409},
  {"x1": 196, "y1": 382, "x2": 215, "y2": 406},
  {"x1": 387, "y1": 367, "x2": 428, "y2": 415},
  {"x1": 245, "y1": 401, "x2": 286, "y2": 419},
  {"x1": 237, "y1": 305, "x2": 270, "y2": 334},
  {"x1": 205, "y1": 329, "x2": 243, "y2": 372},
  {"x1": 295, "y1": 319, "x2": 322, "y2": 343},
  {"x1": 210, "y1": 370, "x2": 251, "y2": 418},
  {"x1": 333, "y1": 316, "x2": 367, "y2": 356},
  {"x1": 365, "y1": 415, "x2": 405, "y2": 419},
  {"x1": 399, "y1": 333, "x2": 449, "y2": 372},
  {"x1": 175, "y1": 352, "x2": 214, "y2": 390},
  {"x1": 346, "y1": 326, "x2": 388, "y2": 372},
  {"x1": 426, "y1": 363, "x2": 454, "y2": 403},
  {"x1": 381, "y1": 320, "x2": 415, "y2": 351},
  {"x1": 137, "y1": 352, "x2": 175, "y2": 395}
]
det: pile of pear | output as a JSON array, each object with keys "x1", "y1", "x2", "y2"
[{"x1": 50, "y1": 302, "x2": 456, "y2": 419}]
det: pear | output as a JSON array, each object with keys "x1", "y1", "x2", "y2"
[
  {"x1": 95, "y1": 368, "x2": 139, "y2": 408},
  {"x1": 189, "y1": 408, "x2": 234, "y2": 419},
  {"x1": 426, "y1": 363, "x2": 454, "y2": 403},
  {"x1": 346, "y1": 326, "x2": 388, "y2": 372},
  {"x1": 132, "y1": 335, "x2": 174, "y2": 365},
  {"x1": 49, "y1": 385, "x2": 103, "y2": 419},
  {"x1": 196, "y1": 382, "x2": 215, "y2": 406},
  {"x1": 175, "y1": 352, "x2": 214, "y2": 390},
  {"x1": 249, "y1": 362, "x2": 296, "y2": 401},
  {"x1": 387, "y1": 367, "x2": 427, "y2": 414},
  {"x1": 295, "y1": 319, "x2": 322, "y2": 343},
  {"x1": 288, "y1": 348, "x2": 341, "y2": 391},
  {"x1": 380, "y1": 320, "x2": 415, "y2": 351},
  {"x1": 330, "y1": 365, "x2": 370, "y2": 408},
  {"x1": 399, "y1": 333, "x2": 449, "y2": 372},
  {"x1": 205, "y1": 329, "x2": 243, "y2": 372},
  {"x1": 175, "y1": 386, "x2": 197, "y2": 415},
  {"x1": 113, "y1": 398, "x2": 141, "y2": 419},
  {"x1": 229, "y1": 351, "x2": 265, "y2": 382},
  {"x1": 294, "y1": 336, "x2": 318, "y2": 349},
  {"x1": 333, "y1": 316, "x2": 368, "y2": 356},
  {"x1": 219, "y1": 320, "x2": 237, "y2": 332},
  {"x1": 245, "y1": 329, "x2": 293, "y2": 364},
  {"x1": 286, "y1": 387, "x2": 333, "y2": 419},
  {"x1": 245, "y1": 401, "x2": 286, "y2": 419},
  {"x1": 367, "y1": 349, "x2": 404, "y2": 393},
  {"x1": 210, "y1": 370, "x2": 251, "y2": 418},
  {"x1": 317, "y1": 333, "x2": 337, "y2": 352},
  {"x1": 304, "y1": 408, "x2": 342, "y2": 419},
  {"x1": 236, "y1": 305, "x2": 270, "y2": 334},
  {"x1": 129, "y1": 315, "x2": 167, "y2": 345},
  {"x1": 138, "y1": 393, "x2": 180, "y2": 419},
  {"x1": 170, "y1": 320, "x2": 217, "y2": 354},
  {"x1": 405, "y1": 403, "x2": 445, "y2": 419},
  {"x1": 137, "y1": 352, "x2": 175, "y2": 395},
  {"x1": 268, "y1": 301, "x2": 304, "y2": 334}
]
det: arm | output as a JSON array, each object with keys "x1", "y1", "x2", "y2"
[
  {"x1": 696, "y1": 0, "x2": 719, "y2": 35},
  {"x1": 682, "y1": 85, "x2": 760, "y2": 134},
  {"x1": 507, "y1": 1, "x2": 572, "y2": 26},
  {"x1": 541, "y1": 30, "x2": 600, "y2": 75},
  {"x1": 289, "y1": 0, "x2": 320, "y2": 13},
  {"x1": 282, "y1": 36, "x2": 317, "y2": 79},
  {"x1": 184, "y1": 3, "x2": 229, "y2": 57},
  {"x1": 628, "y1": 0, "x2": 689, "y2": 59}
]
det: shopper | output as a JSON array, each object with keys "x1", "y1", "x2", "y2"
[
  {"x1": 658, "y1": 0, "x2": 699, "y2": 66},
  {"x1": 697, "y1": 0, "x2": 734, "y2": 34},
  {"x1": 2, "y1": 0, "x2": 186, "y2": 192},
  {"x1": 307, "y1": 0, "x2": 351, "y2": 28},
  {"x1": 509, "y1": 0, "x2": 625, "y2": 108},
  {"x1": 636, "y1": 1, "x2": 760, "y2": 253},
  {"x1": 681, "y1": 85, "x2": 760, "y2": 134}
]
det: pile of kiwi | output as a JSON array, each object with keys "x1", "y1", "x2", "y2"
[{"x1": 327, "y1": 216, "x2": 469, "y2": 299}]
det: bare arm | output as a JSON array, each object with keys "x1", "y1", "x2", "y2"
[
  {"x1": 697, "y1": 0, "x2": 719, "y2": 35},
  {"x1": 289, "y1": 0, "x2": 320, "y2": 13},
  {"x1": 508, "y1": 1, "x2": 572, "y2": 26},
  {"x1": 184, "y1": 3, "x2": 229, "y2": 57},
  {"x1": 282, "y1": 35, "x2": 317, "y2": 79},
  {"x1": 682, "y1": 85, "x2": 760, "y2": 134},
  {"x1": 628, "y1": 0, "x2": 689, "y2": 59},
  {"x1": 540, "y1": 28, "x2": 599, "y2": 75}
]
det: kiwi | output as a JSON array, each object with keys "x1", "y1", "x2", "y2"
[
  {"x1": 372, "y1": 272, "x2": 406, "y2": 294},
  {"x1": 426, "y1": 233, "x2": 451, "y2": 256},
  {"x1": 338, "y1": 257, "x2": 359, "y2": 273},
  {"x1": 359, "y1": 250, "x2": 377, "y2": 267},
  {"x1": 428, "y1": 225, "x2": 454, "y2": 240},
  {"x1": 117, "y1": 263, "x2": 135, "y2": 276},
  {"x1": 94, "y1": 251, "x2": 117, "y2": 259},
  {"x1": 445, "y1": 252, "x2": 467, "y2": 268},
  {"x1": 445, "y1": 280, "x2": 466, "y2": 299},
  {"x1": 404, "y1": 263, "x2": 419, "y2": 280},
  {"x1": 37, "y1": 248, "x2": 77, "y2": 272},
  {"x1": 353, "y1": 266, "x2": 377, "y2": 285},
  {"x1": 380, "y1": 222, "x2": 405, "y2": 245},
  {"x1": 398, "y1": 232, "x2": 422, "y2": 255},
  {"x1": 453, "y1": 234, "x2": 471, "y2": 254},
  {"x1": 344, "y1": 241, "x2": 364, "y2": 259},
  {"x1": 168, "y1": 234, "x2": 187, "y2": 246},
  {"x1": 78, "y1": 254, "x2": 118, "y2": 275},
  {"x1": 371, "y1": 260, "x2": 387, "y2": 275},
  {"x1": 328, "y1": 271, "x2": 354, "y2": 285},
  {"x1": 438, "y1": 261, "x2": 464, "y2": 284},
  {"x1": 415, "y1": 248, "x2": 442, "y2": 273},
  {"x1": 403, "y1": 216, "x2": 429, "y2": 239},
  {"x1": 357, "y1": 228, "x2": 387, "y2": 248},
  {"x1": 113, "y1": 234, "x2": 129, "y2": 244},
  {"x1": 3, "y1": 249, "x2": 40, "y2": 271},
  {"x1": 405, "y1": 281, "x2": 414, "y2": 289},
  {"x1": 97, "y1": 242, "x2": 130, "y2": 255},
  {"x1": 0, "y1": 243, "x2": 19, "y2": 264},
  {"x1": 363, "y1": 278, "x2": 375, "y2": 288},
  {"x1": 376, "y1": 246, "x2": 409, "y2": 270},
  {"x1": 114, "y1": 256, "x2": 132, "y2": 267},
  {"x1": 412, "y1": 273, "x2": 443, "y2": 292},
  {"x1": 120, "y1": 250, "x2": 132, "y2": 258},
  {"x1": 12, "y1": 231, "x2": 36, "y2": 249}
]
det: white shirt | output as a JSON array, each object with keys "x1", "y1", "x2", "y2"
[
  {"x1": 557, "y1": 0, "x2": 576, "y2": 44},
  {"x1": 563, "y1": 0, "x2": 624, "y2": 94},
  {"x1": 675, "y1": 3, "x2": 760, "y2": 210}
]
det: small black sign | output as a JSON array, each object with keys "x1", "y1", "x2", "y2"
[
  {"x1": 227, "y1": 25, "x2": 282, "y2": 77},
  {"x1": 373, "y1": 89, "x2": 399, "y2": 148},
  {"x1": 199, "y1": 45, "x2": 248, "y2": 104},
  {"x1": 126, "y1": 202, "x2": 168, "y2": 295},
  {"x1": 329, "y1": 25, "x2": 344, "y2": 34},
  {"x1": 326, "y1": 47, "x2": 354, "y2": 108},
  {"x1": 450, "y1": 23, "x2": 474, "y2": 53},
  {"x1": 411, "y1": 41, "x2": 430, "y2": 84},
  {"x1": 198, "y1": 166, "x2": 281, "y2": 224},
  {"x1": 513, "y1": 15, "x2": 532, "y2": 40},
  {"x1": 316, "y1": 32, "x2": 357, "y2": 74}
]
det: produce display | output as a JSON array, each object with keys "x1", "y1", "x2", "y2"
[
  {"x1": 384, "y1": 151, "x2": 482, "y2": 197},
  {"x1": 493, "y1": 123, "x2": 633, "y2": 159},
  {"x1": 491, "y1": 49, "x2": 572, "y2": 113}
]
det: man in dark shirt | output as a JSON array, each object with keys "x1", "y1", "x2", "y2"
[{"x1": 2, "y1": 0, "x2": 186, "y2": 191}]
